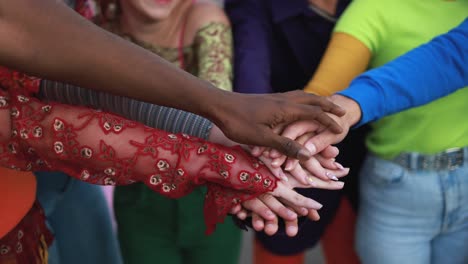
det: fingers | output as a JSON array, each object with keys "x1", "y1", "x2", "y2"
[
  {"x1": 269, "y1": 121, "x2": 319, "y2": 160},
  {"x1": 285, "y1": 217, "x2": 299, "y2": 237},
  {"x1": 252, "y1": 213, "x2": 265, "y2": 232},
  {"x1": 272, "y1": 182, "x2": 323, "y2": 209},
  {"x1": 321, "y1": 145, "x2": 340, "y2": 159},
  {"x1": 282, "y1": 132, "x2": 315, "y2": 174},
  {"x1": 257, "y1": 153, "x2": 288, "y2": 181},
  {"x1": 292, "y1": 104, "x2": 343, "y2": 134},
  {"x1": 281, "y1": 121, "x2": 320, "y2": 143},
  {"x1": 280, "y1": 91, "x2": 346, "y2": 117},
  {"x1": 251, "y1": 146, "x2": 265, "y2": 157},
  {"x1": 284, "y1": 171, "x2": 345, "y2": 190},
  {"x1": 259, "y1": 194, "x2": 298, "y2": 221},
  {"x1": 263, "y1": 216, "x2": 279, "y2": 236},
  {"x1": 304, "y1": 173, "x2": 346, "y2": 190},
  {"x1": 314, "y1": 155, "x2": 348, "y2": 177},
  {"x1": 251, "y1": 125, "x2": 285, "y2": 157},
  {"x1": 279, "y1": 198, "x2": 310, "y2": 217},
  {"x1": 304, "y1": 128, "x2": 348, "y2": 156},
  {"x1": 265, "y1": 130, "x2": 313, "y2": 161},
  {"x1": 288, "y1": 162, "x2": 314, "y2": 185},
  {"x1": 236, "y1": 209, "x2": 248, "y2": 220},
  {"x1": 271, "y1": 155, "x2": 287, "y2": 168},
  {"x1": 241, "y1": 199, "x2": 276, "y2": 221},
  {"x1": 307, "y1": 209, "x2": 321, "y2": 221},
  {"x1": 229, "y1": 204, "x2": 242, "y2": 215},
  {"x1": 301, "y1": 155, "x2": 338, "y2": 181}
]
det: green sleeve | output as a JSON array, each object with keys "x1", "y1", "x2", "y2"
[
  {"x1": 194, "y1": 22, "x2": 233, "y2": 91},
  {"x1": 334, "y1": 0, "x2": 388, "y2": 54}
]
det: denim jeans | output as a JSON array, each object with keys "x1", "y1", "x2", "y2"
[
  {"x1": 356, "y1": 153, "x2": 468, "y2": 264},
  {"x1": 36, "y1": 172, "x2": 122, "y2": 264}
]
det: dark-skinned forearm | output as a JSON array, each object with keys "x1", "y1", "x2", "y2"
[{"x1": 0, "y1": 0, "x2": 225, "y2": 117}]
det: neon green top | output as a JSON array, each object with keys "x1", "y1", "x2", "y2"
[{"x1": 335, "y1": 0, "x2": 468, "y2": 159}]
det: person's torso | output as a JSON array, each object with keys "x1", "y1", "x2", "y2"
[
  {"x1": 361, "y1": 0, "x2": 468, "y2": 159},
  {"x1": 267, "y1": 0, "x2": 350, "y2": 92}
]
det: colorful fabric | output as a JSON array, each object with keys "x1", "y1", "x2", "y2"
[
  {"x1": 0, "y1": 67, "x2": 277, "y2": 234},
  {"x1": 36, "y1": 172, "x2": 123, "y2": 264},
  {"x1": 0, "y1": 168, "x2": 36, "y2": 240},
  {"x1": 334, "y1": 0, "x2": 468, "y2": 159},
  {"x1": 225, "y1": 0, "x2": 350, "y2": 94},
  {"x1": 39, "y1": 23, "x2": 235, "y2": 141},
  {"x1": 39, "y1": 80, "x2": 214, "y2": 140},
  {"x1": 338, "y1": 18, "x2": 468, "y2": 126},
  {"x1": 114, "y1": 184, "x2": 241, "y2": 264},
  {"x1": 0, "y1": 202, "x2": 53, "y2": 264},
  {"x1": 109, "y1": 13, "x2": 240, "y2": 264},
  {"x1": 0, "y1": 67, "x2": 41, "y2": 242}
]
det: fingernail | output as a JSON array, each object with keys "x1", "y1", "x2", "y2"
[
  {"x1": 304, "y1": 142, "x2": 317, "y2": 155},
  {"x1": 287, "y1": 210, "x2": 297, "y2": 218},
  {"x1": 287, "y1": 226, "x2": 298, "y2": 235},
  {"x1": 298, "y1": 148, "x2": 312, "y2": 160},
  {"x1": 310, "y1": 201, "x2": 323, "y2": 209},
  {"x1": 334, "y1": 162, "x2": 345, "y2": 170},
  {"x1": 281, "y1": 174, "x2": 289, "y2": 182},
  {"x1": 270, "y1": 150, "x2": 280, "y2": 158},
  {"x1": 271, "y1": 160, "x2": 280, "y2": 167},
  {"x1": 326, "y1": 172, "x2": 339, "y2": 181},
  {"x1": 307, "y1": 176, "x2": 317, "y2": 186},
  {"x1": 285, "y1": 162, "x2": 293, "y2": 171},
  {"x1": 265, "y1": 210, "x2": 274, "y2": 218},
  {"x1": 238, "y1": 212, "x2": 247, "y2": 220},
  {"x1": 252, "y1": 147, "x2": 260, "y2": 155}
]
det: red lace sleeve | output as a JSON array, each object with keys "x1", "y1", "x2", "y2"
[
  {"x1": 0, "y1": 67, "x2": 41, "y2": 95},
  {"x1": 0, "y1": 86, "x2": 277, "y2": 233}
]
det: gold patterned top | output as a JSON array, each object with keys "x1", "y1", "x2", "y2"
[{"x1": 106, "y1": 22, "x2": 233, "y2": 91}]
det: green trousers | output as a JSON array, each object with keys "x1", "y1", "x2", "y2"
[{"x1": 114, "y1": 184, "x2": 242, "y2": 264}]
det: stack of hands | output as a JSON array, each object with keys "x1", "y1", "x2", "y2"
[{"x1": 211, "y1": 93, "x2": 361, "y2": 237}]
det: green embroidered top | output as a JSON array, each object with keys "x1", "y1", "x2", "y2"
[{"x1": 109, "y1": 22, "x2": 233, "y2": 91}]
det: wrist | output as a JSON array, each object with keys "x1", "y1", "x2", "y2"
[
  {"x1": 329, "y1": 94, "x2": 361, "y2": 128},
  {"x1": 197, "y1": 85, "x2": 230, "y2": 122},
  {"x1": 207, "y1": 125, "x2": 237, "y2": 147}
]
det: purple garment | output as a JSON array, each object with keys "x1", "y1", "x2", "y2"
[
  {"x1": 225, "y1": 0, "x2": 349, "y2": 94},
  {"x1": 226, "y1": 0, "x2": 365, "y2": 256}
]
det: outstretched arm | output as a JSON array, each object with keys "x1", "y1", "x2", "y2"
[
  {"x1": 289, "y1": 19, "x2": 468, "y2": 156},
  {"x1": 339, "y1": 18, "x2": 468, "y2": 126},
  {"x1": 39, "y1": 81, "x2": 214, "y2": 140},
  {"x1": 0, "y1": 0, "x2": 345, "y2": 160}
]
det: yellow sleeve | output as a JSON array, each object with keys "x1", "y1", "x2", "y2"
[{"x1": 304, "y1": 33, "x2": 371, "y2": 96}]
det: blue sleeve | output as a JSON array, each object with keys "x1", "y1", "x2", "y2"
[
  {"x1": 39, "y1": 81, "x2": 213, "y2": 139},
  {"x1": 225, "y1": 0, "x2": 273, "y2": 94},
  {"x1": 339, "y1": 18, "x2": 468, "y2": 126}
]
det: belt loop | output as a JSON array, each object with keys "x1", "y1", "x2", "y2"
[
  {"x1": 410, "y1": 152, "x2": 418, "y2": 170},
  {"x1": 464, "y1": 148, "x2": 468, "y2": 164}
]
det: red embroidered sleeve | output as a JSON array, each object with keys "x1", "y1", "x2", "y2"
[{"x1": 0, "y1": 86, "x2": 277, "y2": 233}]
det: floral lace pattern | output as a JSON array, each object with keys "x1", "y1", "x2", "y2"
[
  {"x1": 103, "y1": 22, "x2": 233, "y2": 91},
  {"x1": 0, "y1": 202, "x2": 53, "y2": 264},
  {"x1": 0, "y1": 69, "x2": 277, "y2": 234},
  {"x1": 195, "y1": 22, "x2": 233, "y2": 91}
]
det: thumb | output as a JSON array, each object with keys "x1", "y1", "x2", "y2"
[
  {"x1": 304, "y1": 131, "x2": 343, "y2": 155},
  {"x1": 264, "y1": 129, "x2": 312, "y2": 161}
]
